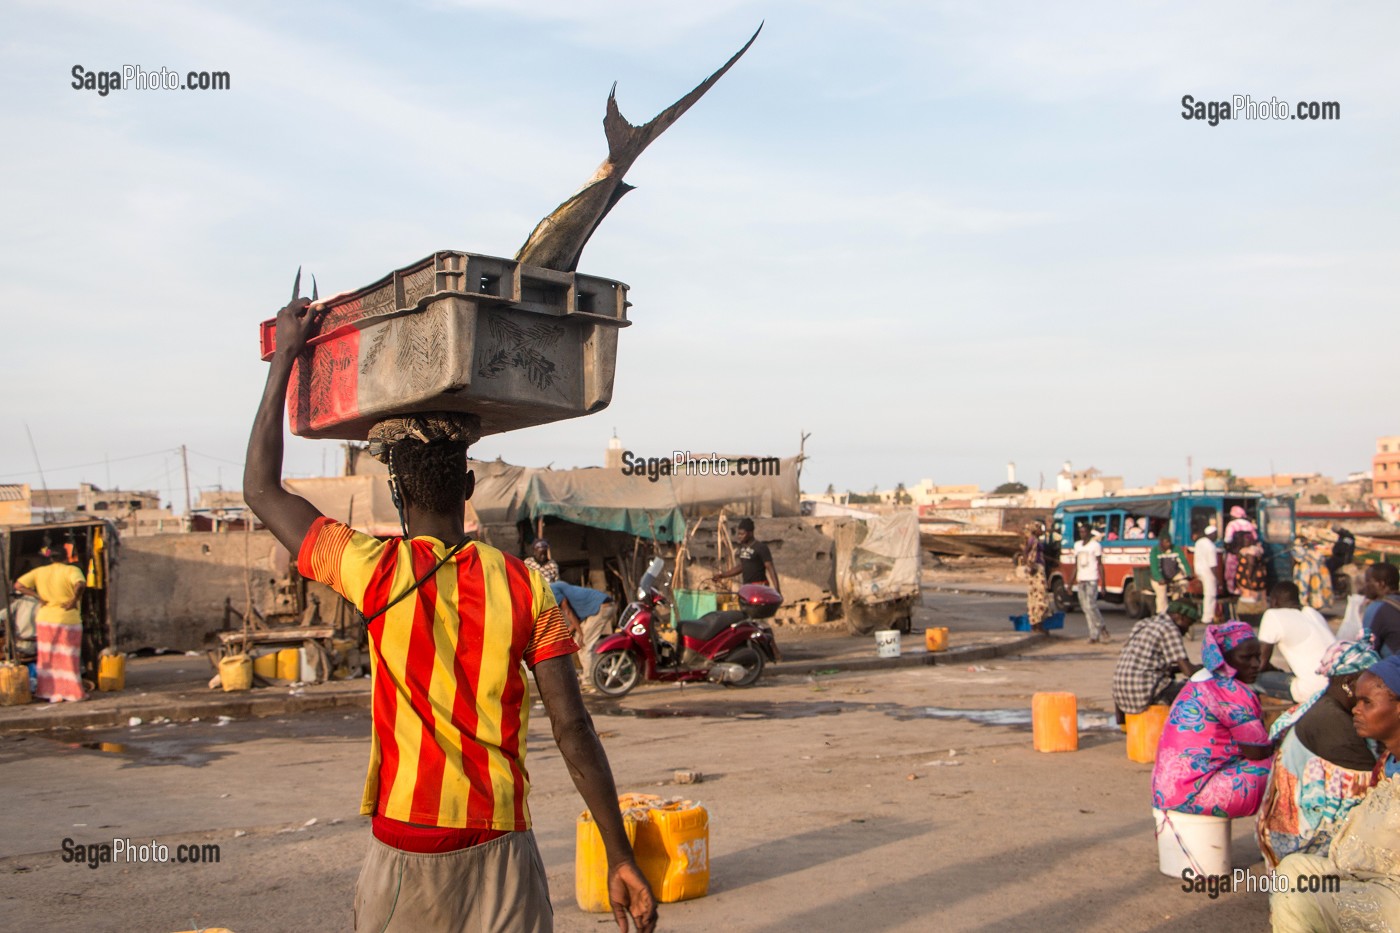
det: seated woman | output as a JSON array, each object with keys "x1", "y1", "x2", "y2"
[
  {"x1": 1271, "y1": 656, "x2": 1400, "y2": 931},
  {"x1": 1152, "y1": 621, "x2": 1274, "y2": 818},
  {"x1": 1256, "y1": 641, "x2": 1380, "y2": 868}
]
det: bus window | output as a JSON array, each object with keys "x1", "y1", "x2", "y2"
[
  {"x1": 1123, "y1": 516, "x2": 1149, "y2": 539},
  {"x1": 1190, "y1": 506, "x2": 1217, "y2": 540},
  {"x1": 1106, "y1": 514, "x2": 1123, "y2": 541}
]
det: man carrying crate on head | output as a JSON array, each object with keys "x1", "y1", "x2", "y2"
[{"x1": 244, "y1": 295, "x2": 656, "y2": 933}]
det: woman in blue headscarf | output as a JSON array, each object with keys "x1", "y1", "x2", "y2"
[
  {"x1": 1255, "y1": 641, "x2": 1381, "y2": 868},
  {"x1": 1152, "y1": 621, "x2": 1274, "y2": 818},
  {"x1": 1272, "y1": 655, "x2": 1400, "y2": 931}
]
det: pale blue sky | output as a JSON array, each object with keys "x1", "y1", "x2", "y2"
[{"x1": 2, "y1": 1, "x2": 1396, "y2": 508}]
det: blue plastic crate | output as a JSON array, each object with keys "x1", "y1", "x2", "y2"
[{"x1": 1010, "y1": 612, "x2": 1065, "y2": 632}]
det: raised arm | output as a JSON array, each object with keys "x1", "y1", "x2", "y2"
[
  {"x1": 243, "y1": 297, "x2": 326, "y2": 554},
  {"x1": 533, "y1": 656, "x2": 657, "y2": 932}
]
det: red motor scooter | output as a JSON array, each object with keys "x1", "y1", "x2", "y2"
[{"x1": 591, "y1": 557, "x2": 782, "y2": 698}]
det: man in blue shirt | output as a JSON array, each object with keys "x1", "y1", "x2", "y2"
[{"x1": 550, "y1": 580, "x2": 618, "y2": 692}]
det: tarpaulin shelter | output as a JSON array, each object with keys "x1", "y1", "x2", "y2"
[
  {"x1": 832, "y1": 509, "x2": 922, "y2": 634},
  {"x1": 464, "y1": 455, "x2": 801, "y2": 543},
  {"x1": 521, "y1": 470, "x2": 687, "y2": 543}
]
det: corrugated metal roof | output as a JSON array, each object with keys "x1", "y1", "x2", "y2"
[{"x1": 0, "y1": 484, "x2": 29, "y2": 502}]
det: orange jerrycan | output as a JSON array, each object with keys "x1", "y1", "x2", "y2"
[
  {"x1": 576, "y1": 794, "x2": 710, "y2": 911},
  {"x1": 1126, "y1": 705, "x2": 1170, "y2": 763},
  {"x1": 1032, "y1": 692, "x2": 1078, "y2": 752},
  {"x1": 628, "y1": 795, "x2": 710, "y2": 903}
]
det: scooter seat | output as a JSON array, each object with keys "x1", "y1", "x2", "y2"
[{"x1": 680, "y1": 610, "x2": 746, "y2": 643}]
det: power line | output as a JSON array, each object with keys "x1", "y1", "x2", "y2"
[{"x1": 0, "y1": 448, "x2": 174, "y2": 479}]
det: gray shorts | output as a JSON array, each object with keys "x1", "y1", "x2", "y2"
[{"x1": 354, "y1": 830, "x2": 553, "y2": 932}]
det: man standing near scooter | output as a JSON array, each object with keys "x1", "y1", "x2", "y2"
[{"x1": 713, "y1": 517, "x2": 781, "y2": 593}]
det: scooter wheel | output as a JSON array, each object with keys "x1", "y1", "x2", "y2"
[
  {"x1": 722, "y1": 646, "x2": 765, "y2": 687},
  {"x1": 593, "y1": 651, "x2": 641, "y2": 697}
]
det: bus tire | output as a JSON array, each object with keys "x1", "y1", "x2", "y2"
[{"x1": 1051, "y1": 576, "x2": 1077, "y2": 613}]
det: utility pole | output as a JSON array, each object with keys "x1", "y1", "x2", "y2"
[
  {"x1": 24, "y1": 423, "x2": 53, "y2": 524},
  {"x1": 181, "y1": 444, "x2": 192, "y2": 516}
]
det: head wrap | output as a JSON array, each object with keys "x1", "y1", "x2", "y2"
[
  {"x1": 366, "y1": 413, "x2": 480, "y2": 463},
  {"x1": 1269, "y1": 641, "x2": 1382, "y2": 739},
  {"x1": 1230, "y1": 506, "x2": 1247, "y2": 519},
  {"x1": 1367, "y1": 656, "x2": 1400, "y2": 698},
  {"x1": 1202, "y1": 621, "x2": 1256, "y2": 679},
  {"x1": 1204, "y1": 524, "x2": 1217, "y2": 535},
  {"x1": 1166, "y1": 599, "x2": 1201, "y2": 622},
  {"x1": 1319, "y1": 641, "x2": 1380, "y2": 678}
]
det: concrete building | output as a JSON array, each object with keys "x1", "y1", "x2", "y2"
[
  {"x1": 191, "y1": 489, "x2": 255, "y2": 531},
  {"x1": 0, "y1": 484, "x2": 32, "y2": 525},
  {"x1": 29, "y1": 483, "x2": 163, "y2": 526},
  {"x1": 1375, "y1": 435, "x2": 1400, "y2": 522},
  {"x1": 875, "y1": 479, "x2": 982, "y2": 507},
  {"x1": 1055, "y1": 462, "x2": 1124, "y2": 498}
]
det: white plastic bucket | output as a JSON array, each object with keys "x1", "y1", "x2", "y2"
[
  {"x1": 874, "y1": 630, "x2": 901, "y2": 659},
  {"x1": 1153, "y1": 808, "x2": 1231, "y2": 878}
]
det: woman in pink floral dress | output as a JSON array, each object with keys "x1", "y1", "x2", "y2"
[{"x1": 1152, "y1": 621, "x2": 1275, "y2": 817}]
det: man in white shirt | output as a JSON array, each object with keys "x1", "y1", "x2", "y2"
[
  {"x1": 1257, "y1": 580, "x2": 1337, "y2": 702},
  {"x1": 1193, "y1": 524, "x2": 1220, "y2": 624},
  {"x1": 1070, "y1": 526, "x2": 1109, "y2": 643}
]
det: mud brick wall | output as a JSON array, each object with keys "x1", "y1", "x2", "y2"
[{"x1": 115, "y1": 531, "x2": 298, "y2": 652}]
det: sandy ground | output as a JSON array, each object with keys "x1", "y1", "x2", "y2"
[{"x1": 0, "y1": 592, "x2": 1273, "y2": 933}]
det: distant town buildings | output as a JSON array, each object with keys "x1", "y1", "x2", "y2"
[
  {"x1": 1, "y1": 482, "x2": 177, "y2": 533},
  {"x1": 1055, "y1": 462, "x2": 1124, "y2": 498},
  {"x1": 1375, "y1": 435, "x2": 1400, "y2": 520},
  {"x1": 805, "y1": 446, "x2": 1388, "y2": 523}
]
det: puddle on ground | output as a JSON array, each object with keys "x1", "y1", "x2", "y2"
[
  {"x1": 1003, "y1": 652, "x2": 1110, "y2": 663},
  {"x1": 598, "y1": 700, "x2": 865, "y2": 720},
  {"x1": 13, "y1": 709, "x2": 370, "y2": 769},
  {"x1": 78, "y1": 741, "x2": 128, "y2": 754},
  {"x1": 39, "y1": 734, "x2": 224, "y2": 768},
  {"x1": 890, "y1": 706, "x2": 1120, "y2": 733}
]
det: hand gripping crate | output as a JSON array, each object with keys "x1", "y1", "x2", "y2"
[{"x1": 259, "y1": 251, "x2": 631, "y2": 440}]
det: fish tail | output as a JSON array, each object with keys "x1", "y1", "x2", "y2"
[{"x1": 603, "y1": 22, "x2": 762, "y2": 171}]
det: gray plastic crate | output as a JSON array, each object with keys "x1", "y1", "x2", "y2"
[{"x1": 259, "y1": 251, "x2": 631, "y2": 440}]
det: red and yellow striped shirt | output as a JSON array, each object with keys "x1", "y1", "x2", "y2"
[{"x1": 298, "y1": 517, "x2": 577, "y2": 829}]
